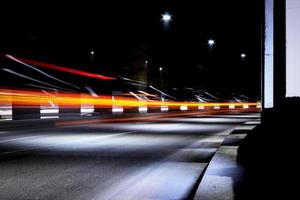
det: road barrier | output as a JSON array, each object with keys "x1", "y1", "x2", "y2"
[{"x1": 0, "y1": 89, "x2": 260, "y2": 120}]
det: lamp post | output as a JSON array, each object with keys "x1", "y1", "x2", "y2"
[
  {"x1": 159, "y1": 67, "x2": 164, "y2": 95},
  {"x1": 208, "y1": 39, "x2": 215, "y2": 53},
  {"x1": 241, "y1": 53, "x2": 246, "y2": 60},
  {"x1": 208, "y1": 39, "x2": 215, "y2": 48},
  {"x1": 162, "y1": 12, "x2": 172, "y2": 30},
  {"x1": 90, "y1": 51, "x2": 95, "y2": 62},
  {"x1": 162, "y1": 13, "x2": 172, "y2": 23}
]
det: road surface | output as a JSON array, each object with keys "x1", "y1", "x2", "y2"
[{"x1": 0, "y1": 111, "x2": 260, "y2": 200}]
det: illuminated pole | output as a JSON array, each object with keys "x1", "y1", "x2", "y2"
[
  {"x1": 162, "y1": 12, "x2": 172, "y2": 30},
  {"x1": 90, "y1": 51, "x2": 95, "y2": 62}
]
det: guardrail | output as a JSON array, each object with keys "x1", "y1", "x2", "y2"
[{"x1": 0, "y1": 89, "x2": 261, "y2": 120}]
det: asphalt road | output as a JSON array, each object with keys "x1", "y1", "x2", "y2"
[{"x1": 0, "y1": 112, "x2": 260, "y2": 200}]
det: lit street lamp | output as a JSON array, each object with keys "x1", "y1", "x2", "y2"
[
  {"x1": 162, "y1": 13, "x2": 172, "y2": 23},
  {"x1": 208, "y1": 39, "x2": 215, "y2": 52},
  {"x1": 208, "y1": 39, "x2": 215, "y2": 46},
  {"x1": 159, "y1": 67, "x2": 164, "y2": 95},
  {"x1": 90, "y1": 51, "x2": 95, "y2": 62},
  {"x1": 162, "y1": 12, "x2": 172, "y2": 30},
  {"x1": 144, "y1": 60, "x2": 148, "y2": 87}
]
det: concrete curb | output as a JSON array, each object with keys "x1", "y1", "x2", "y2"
[{"x1": 193, "y1": 120, "x2": 259, "y2": 200}]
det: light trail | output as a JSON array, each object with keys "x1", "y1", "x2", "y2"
[
  {"x1": 2, "y1": 69, "x2": 75, "y2": 92},
  {"x1": 0, "y1": 88, "x2": 259, "y2": 109},
  {"x1": 5, "y1": 55, "x2": 80, "y2": 89},
  {"x1": 10, "y1": 56, "x2": 116, "y2": 80}
]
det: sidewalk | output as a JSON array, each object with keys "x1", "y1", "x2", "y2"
[{"x1": 193, "y1": 120, "x2": 260, "y2": 200}]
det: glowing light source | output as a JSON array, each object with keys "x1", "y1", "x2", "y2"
[
  {"x1": 159, "y1": 67, "x2": 163, "y2": 71},
  {"x1": 0, "y1": 89, "x2": 259, "y2": 114},
  {"x1": 162, "y1": 13, "x2": 172, "y2": 22},
  {"x1": 241, "y1": 53, "x2": 246, "y2": 58},
  {"x1": 208, "y1": 39, "x2": 215, "y2": 46}
]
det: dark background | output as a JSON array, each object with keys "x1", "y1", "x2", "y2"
[{"x1": 0, "y1": 0, "x2": 263, "y2": 99}]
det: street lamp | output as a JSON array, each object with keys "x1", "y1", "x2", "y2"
[
  {"x1": 159, "y1": 67, "x2": 164, "y2": 96},
  {"x1": 241, "y1": 53, "x2": 246, "y2": 58},
  {"x1": 208, "y1": 39, "x2": 215, "y2": 53},
  {"x1": 90, "y1": 51, "x2": 95, "y2": 62},
  {"x1": 162, "y1": 12, "x2": 172, "y2": 30},
  {"x1": 162, "y1": 13, "x2": 172, "y2": 23},
  {"x1": 208, "y1": 39, "x2": 215, "y2": 46},
  {"x1": 144, "y1": 60, "x2": 148, "y2": 88}
]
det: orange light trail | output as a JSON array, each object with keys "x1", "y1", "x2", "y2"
[{"x1": 0, "y1": 89, "x2": 259, "y2": 109}]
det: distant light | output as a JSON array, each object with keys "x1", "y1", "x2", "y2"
[
  {"x1": 208, "y1": 39, "x2": 215, "y2": 46},
  {"x1": 162, "y1": 13, "x2": 172, "y2": 22},
  {"x1": 91, "y1": 51, "x2": 95, "y2": 55},
  {"x1": 159, "y1": 67, "x2": 163, "y2": 71},
  {"x1": 145, "y1": 60, "x2": 148, "y2": 64},
  {"x1": 241, "y1": 53, "x2": 246, "y2": 58}
]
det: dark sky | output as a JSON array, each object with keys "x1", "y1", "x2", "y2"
[{"x1": 0, "y1": 0, "x2": 263, "y2": 98}]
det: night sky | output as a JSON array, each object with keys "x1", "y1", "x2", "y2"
[{"x1": 0, "y1": 0, "x2": 263, "y2": 99}]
